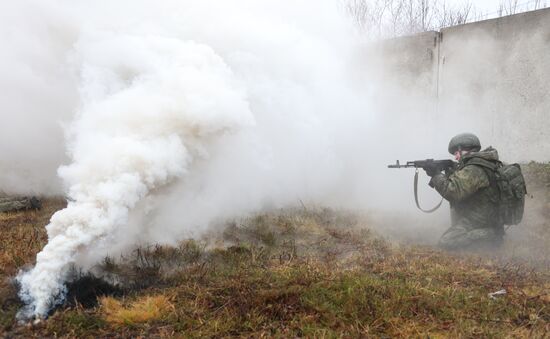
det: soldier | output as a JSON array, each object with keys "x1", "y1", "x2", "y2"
[
  {"x1": 0, "y1": 196, "x2": 41, "y2": 213},
  {"x1": 425, "y1": 133, "x2": 504, "y2": 251}
]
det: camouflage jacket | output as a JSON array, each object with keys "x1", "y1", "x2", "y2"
[{"x1": 429, "y1": 147, "x2": 502, "y2": 230}]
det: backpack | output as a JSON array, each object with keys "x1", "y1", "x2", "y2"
[
  {"x1": 495, "y1": 163, "x2": 527, "y2": 225},
  {"x1": 467, "y1": 159, "x2": 527, "y2": 225}
]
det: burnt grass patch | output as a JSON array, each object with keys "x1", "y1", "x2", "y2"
[{"x1": 64, "y1": 274, "x2": 124, "y2": 309}]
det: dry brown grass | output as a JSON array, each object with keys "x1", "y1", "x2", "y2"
[
  {"x1": 0, "y1": 198, "x2": 66, "y2": 277},
  {"x1": 100, "y1": 295, "x2": 173, "y2": 326},
  {"x1": 0, "y1": 189, "x2": 548, "y2": 337},
  {"x1": 0, "y1": 198, "x2": 66, "y2": 332}
]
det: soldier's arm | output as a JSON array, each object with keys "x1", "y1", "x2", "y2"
[{"x1": 429, "y1": 165, "x2": 490, "y2": 203}]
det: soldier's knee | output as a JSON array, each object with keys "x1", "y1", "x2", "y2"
[
  {"x1": 438, "y1": 225, "x2": 469, "y2": 250},
  {"x1": 469, "y1": 229, "x2": 503, "y2": 249},
  {"x1": 438, "y1": 233, "x2": 463, "y2": 251}
]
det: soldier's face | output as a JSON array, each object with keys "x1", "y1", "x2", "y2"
[
  {"x1": 454, "y1": 150, "x2": 469, "y2": 161},
  {"x1": 454, "y1": 150, "x2": 462, "y2": 161}
]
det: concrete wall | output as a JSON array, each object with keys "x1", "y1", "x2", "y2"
[{"x1": 364, "y1": 8, "x2": 550, "y2": 162}]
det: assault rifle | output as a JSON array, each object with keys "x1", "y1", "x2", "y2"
[
  {"x1": 388, "y1": 159, "x2": 457, "y2": 213},
  {"x1": 387, "y1": 159, "x2": 456, "y2": 174}
]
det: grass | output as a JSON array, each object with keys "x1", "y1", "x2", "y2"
[
  {"x1": 1, "y1": 163, "x2": 549, "y2": 337},
  {"x1": 100, "y1": 295, "x2": 173, "y2": 326},
  {"x1": 0, "y1": 198, "x2": 66, "y2": 277},
  {"x1": 0, "y1": 198, "x2": 66, "y2": 333}
]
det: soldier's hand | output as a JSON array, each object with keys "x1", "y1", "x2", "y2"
[{"x1": 424, "y1": 166, "x2": 440, "y2": 177}]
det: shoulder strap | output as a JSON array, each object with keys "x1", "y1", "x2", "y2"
[
  {"x1": 463, "y1": 157, "x2": 501, "y2": 171},
  {"x1": 414, "y1": 170, "x2": 443, "y2": 213},
  {"x1": 463, "y1": 158, "x2": 502, "y2": 187},
  {"x1": 464, "y1": 157, "x2": 503, "y2": 207}
]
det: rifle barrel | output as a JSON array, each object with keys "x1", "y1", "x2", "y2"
[
  {"x1": 388, "y1": 160, "x2": 402, "y2": 168},
  {"x1": 388, "y1": 159, "x2": 456, "y2": 170}
]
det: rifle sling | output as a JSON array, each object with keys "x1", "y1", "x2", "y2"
[{"x1": 414, "y1": 170, "x2": 443, "y2": 213}]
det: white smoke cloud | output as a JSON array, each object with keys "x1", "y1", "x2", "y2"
[
  {"x1": 17, "y1": 26, "x2": 257, "y2": 318},
  {"x1": 0, "y1": 1, "x2": 78, "y2": 195},
  {"x1": 11, "y1": 0, "x2": 390, "y2": 319}
]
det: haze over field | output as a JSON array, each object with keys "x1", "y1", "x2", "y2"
[
  {"x1": 2, "y1": 0, "x2": 547, "y2": 322},
  {"x1": 3, "y1": 0, "x2": 390, "y2": 319}
]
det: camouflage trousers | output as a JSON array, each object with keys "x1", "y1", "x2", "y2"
[
  {"x1": 0, "y1": 197, "x2": 39, "y2": 213},
  {"x1": 438, "y1": 224, "x2": 504, "y2": 251}
]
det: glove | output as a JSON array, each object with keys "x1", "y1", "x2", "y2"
[{"x1": 424, "y1": 165, "x2": 440, "y2": 177}]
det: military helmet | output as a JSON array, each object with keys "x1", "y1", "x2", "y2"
[{"x1": 448, "y1": 133, "x2": 481, "y2": 154}]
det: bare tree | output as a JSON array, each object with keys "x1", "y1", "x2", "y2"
[
  {"x1": 344, "y1": 0, "x2": 479, "y2": 39},
  {"x1": 534, "y1": 0, "x2": 549, "y2": 9},
  {"x1": 498, "y1": 0, "x2": 519, "y2": 15},
  {"x1": 345, "y1": 0, "x2": 387, "y2": 36},
  {"x1": 498, "y1": 0, "x2": 548, "y2": 15},
  {"x1": 345, "y1": 0, "x2": 548, "y2": 40},
  {"x1": 435, "y1": 1, "x2": 473, "y2": 28}
]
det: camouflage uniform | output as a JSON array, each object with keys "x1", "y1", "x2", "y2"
[
  {"x1": 0, "y1": 196, "x2": 41, "y2": 213},
  {"x1": 429, "y1": 147, "x2": 503, "y2": 250}
]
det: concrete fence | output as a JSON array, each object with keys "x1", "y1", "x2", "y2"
[{"x1": 363, "y1": 8, "x2": 550, "y2": 162}]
